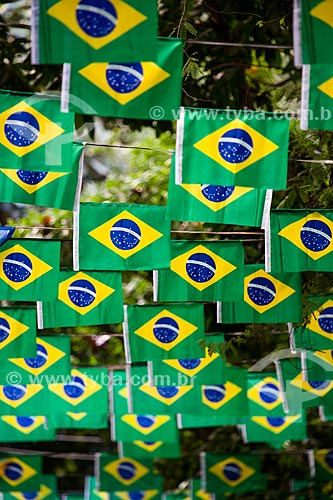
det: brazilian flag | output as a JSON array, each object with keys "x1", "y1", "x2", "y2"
[
  {"x1": 0, "y1": 306, "x2": 37, "y2": 359},
  {"x1": 124, "y1": 303, "x2": 205, "y2": 362},
  {"x1": 0, "y1": 142, "x2": 83, "y2": 210},
  {"x1": 300, "y1": 64, "x2": 333, "y2": 131},
  {"x1": 0, "y1": 454, "x2": 42, "y2": 491},
  {"x1": 0, "y1": 239, "x2": 60, "y2": 302},
  {"x1": 4, "y1": 475, "x2": 57, "y2": 500},
  {"x1": 219, "y1": 264, "x2": 302, "y2": 324},
  {"x1": 110, "y1": 491, "x2": 160, "y2": 500},
  {"x1": 203, "y1": 452, "x2": 267, "y2": 497},
  {"x1": 97, "y1": 453, "x2": 163, "y2": 492},
  {"x1": 314, "y1": 449, "x2": 333, "y2": 482},
  {"x1": 0, "y1": 382, "x2": 49, "y2": 417},
  {"x1": 155, "y1": 240, "x2": 244, "y2": 303},
  {"x1": 167, "y1": 157, "x2": 268, "y2": 227},
  {"x1": 247, "y1": 372, "x2": 285, "y2": 417},
  {"x1": 84, "y1": 476, "x2": 109, "y2": 500},
  {"x1": 67, "y1": 38, "x2": 182, "y2": 120},
  {"x1": 0, "y1": 416, "x2": 55, "y2": 442},
  {"x1": 294, "y1": 0, "x2": 333, "y2": 64},
  {"x1": 78, "y1": 202, "x2": 170, "y2": 271},
  {"x1": 190, "y1": 478, "x2": 214, "y2": 500},
  {"x1": 32, "y1": 0, "x2": 158, "y2": 64},
  {"x1": 244, "y1": 413, "x2": 307, "y2": 449},
  {"x1": 175, "y1": 107, "x2": 289, "y2": 189},
  {"x1": 0, "y1": 90, "x2": 74, "y2": 172},
  {"x1": 119, "y1": 440, "x2": 181, "y2": 459},
  {"x1": 111, "y1": 413, "x2": 179, "y2": 443},
  {"x1": 270, "y1": 209, "x2": 333, "y2": 272},
  {"x1": 40, "y1": 269, "x2": 124, "y2": 328},
  {"x1": 293, "y1": 295, "x2": 333, "y2": 351}
]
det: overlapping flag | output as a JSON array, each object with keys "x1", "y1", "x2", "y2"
[
  {"x1": 0, "y1": 454, "x2": 42, "y2": 491},
  {"x1": 0, "y1": 416, "x2": 55, "y2": 442},
  {"x1": 0, "y1": 306, "x2": 37, "y2": 358}
]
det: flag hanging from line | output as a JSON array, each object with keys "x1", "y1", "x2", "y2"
[
  {"x1": 218, "y1": 264, "x2": 302, "y2": 324},
  {"x1": 300, "y1": 64, "x2": 333, "y2": 131},
  {"x1": 0, "y1": 306, "x2": 37, "y2": 358},
  {"x1": 247, "y1": 372, "x2": 285, "y2": 416},
  {"x1": 270, "y1": 209, "x2": 333, "y2": 272},
  {"x1": 0, "y1": 416, "x2": 55, "y2": 442},
  {"x1": 0, "y1": 142, "x2": 83, "y2": 210},
  {"x1": 167, "y1": 157, "x2": 269, "y2": 227},
  {"x1": 31, "y1": 0, "x2": 158, "y2": 64},
  {"x1": 3, "y1": 474, "x2": 57, "y2": 500},
  {"x1": 154, "y1": 240, "x2": 244, "y2": 303},
  {"x1": 65, "y1": 38, "x2": 182, "y2": 120},
  {"x1": 0, "y1": 382, "x2": 48, "y2": 417},
  {"x1": 292, "y1": 296, "x2": 333, "y2": 351},
  {"x1": 39, "y1": 270, "x2": 123, "y2": 328},
  {"x1": 293, "y1": 0, "x2": 333, "y2": 65},
  {"x1": 97, "y1": 453, "x2": 163, "y2": 492},
  {"x1": 119, "y1": 439, "x2": 181, "y2": 459},
  {"x1": 175, "y1": 107, "x2": 289, "y2": 189},
  {"x1": 111, "y1": 413, "x2": 179, "y2": 443},
  {"x1": 124, "y1": 303, "x2": 205, "y2": 362},
  {"x1": 78, "y1": 202, "x2": 170, "y2": 271},
  {"x1": 0, "y1": 89, "x2": 74, "y2": 172},
  {"x1": 0, "y1": 454, "x2": 42, "y2": 491}
]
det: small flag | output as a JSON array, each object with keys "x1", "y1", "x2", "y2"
[
  {"x1": 0, "y1": 239, "x2": 60, "y2": 301},
  {"x1": 0, "y1": 416, "x2": 55, "y2": 442},
  {"x1": 119, "y1": 440, "x2": 181, "y2": 459},
  {"x1": 66, "y1": 38, "x2": 182, "y2": 120},
  {"x1": 32, "y1": 0, "x2": 158, "y2": 64},
  {"x1": 300, "y1": 64, "x2": 333, "y2": 130},
  {"x1": 97, "y1": 454, "x2": 163, "y2": 492},
  {"x1": 155, "y1": 240, "x2": 244, "y2": 302},
  {"x1": 270, "y1": 209, "x2": 333, "y2": 272},
  {"x1": 219, "y1": 264, "x2": 302, "y2": 323},
  {"x1": 78, "y1": 203, "x2": 170, "y2": 271},
  {"x1": 293, "y1": 296, "x2": 333, "y2": 350},
  {"x1": 0, "y1": 454, "x2": 41, "y2": 491},
  {"x1": 202, "y1": 452, "x2": 267, "y2": 497},
  {"x1": 4, "y1": 475, "x2": 57, "y2": 500},
  {"x1": 0, "y1": 306, "x2": 37, "y2": 358},
  {"x1": 40, "y1": 270, "x2": 123, "y2": 328},
  {"x1": 0, "y1": 89, "x2": 74, "y2": 172},
  {"x1": 111, "y1": 413, "x2": 179, "y2": 443},
  {"x1": 124, "y1": 303, "x2": 205, "y2": 362},
  {"x1": 0, "y1": 143, "x2": 83, "y2": 210},
  {"x1": 247, "y1": 372, "x2": 285, "y2": 416},
  {"x1": 0, "y1": 382, "x2": 48, "y2": 416},
  {"x1": 175, "y1": 107, "x2": 289, "y2": 188}
]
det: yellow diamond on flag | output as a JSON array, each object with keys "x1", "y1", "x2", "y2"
[
  {"x1": 0, "y1": 102, "x2": 64, "y2": 157},
  {"x1": 278, "y1": 212, "x2": 333, "y2": 260},
  {"x1": 138, "y1": 383, "x2": 193, "y2": 405},
  {"x1": 162, "y1": 348, "x2": 219, "y2": 377},
  {"x1": 244, "y1": 269, "x2": 296, "y2": 314},
  {"x1": 0, "y1": 169, "x2": 69, "y2": 194},
  {"x1": 114, "y1": 490, "x2": 159, "y2": 500},
  {"x1": 181, "y1": 184, "x2": 253, "y2": 212},
  {"x1": 170, "y1": 244, "x2": 236, "y2": 291},
  {"x1": 9, "y1": 337, "x2": 66, "y2": 376},
  {"x1": 66, "y1": 411, "x2": 88, "y2": 421},
  {"x1": 310, "y1": 0, "x2": 333, "y2": 29},
  {"x1": 58, "y1": 271, "x2": 114, "y2": 315},
  {"x1": 103, "y1": 457, "x2": 149, "y2": 486},
  {"x1": 133, "y1": 441, "x2": 163, "y2": 452},
  {"x1": 193, "y1": 118, "x2": 279, "y2": 174},
  {"x1": 0, "y1": 457, "x2": 37, "y2": 486},
  {"x1": 201, "y1": 382, "x2": 242, "y2": 410},
  {"x1": 1, "y1": 416, "x2": 46, "y2": 434},
  {"x1": 318, "y1": 76, "x2": 333, "y2": 99},
  {"x1": 305, "y1": 299, "x2": 333, "y2": 342},
  {"x1": 0, "y1": 384, "x2": 44, "y2": 408},
  {"x1": 0, "y1": 310, "x2": 29, "y2": 352},
  {"x1": 10, "y1": 484, "x2": 52, "y2": 500},
  {"x1": 47, "y1": 0, "x2": 147, "y2": 50},
  {"x1": 134, "y1": 309, "x2": 198, "y2": 352},
  {"x1": 290, "y1": 373, "x2": 333, "y2": 397},
  {"x1": 121, "y1": 414, "x2": 170, "y2": 435},
  {"x1": 315, "y1": 449, "x2": 333, "y2": 474},
  {"x1": 247, "y1": 376, "x2": 283, "y2": 411},
  {"x1": 0, "y1": 244, "x2": 52, "y2": 291},
  {"x1": 48, "y1": 369, "x2": 102, "y2": 406},
  {"x1": 209, "y1": 456, "x2": 255, "y2": 487},
  {"x1": 251, "y1": 415, "x2": 302, "y2": 434},
  {"x1": 88, "y1": 210, "x2": 163, "y2": 259},
  {"x1": 313, "y1": 349, "x2": 333, "y2": 368},
  {"x1": 93, "y1": 490, "x2": 109, "y2": 500},
  {"x1": 79, "y1": 62, "x2": 170, "y2": 105}
]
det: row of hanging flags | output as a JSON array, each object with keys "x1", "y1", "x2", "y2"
[{"x1": 1, "y1": 0, "x2": 333, "y2": 498}]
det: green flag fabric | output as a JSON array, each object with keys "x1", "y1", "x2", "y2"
[
  {"x1": 148, "y1": 334, "x2": 227, "y2": 387},
  {"x1": 0, "y1": 239, "x2": 61, "y2": 302},
  {"x1": 0, "y1": 382, "x2": 49, "y2": 416},
  {"x1": 247, "y1": 372, "x2": 285, "y2": 416},
  {"x1": 47, "y1": 367, "x2": 109, "y2": 429},
  {"x1": 97, "y1": 453, "x2": 163, "y2": 492},
  {"x1": 218, "y1": 264, "x2": 302, "y2": 323},
  {"x1": 0, "y1": 89, "x2": 74, "y2": 172},
  {"x1": 3, "y1": 475, "x2": 57, "y2": 500},
  {"x1": 178, "y1": 413, "x2": 247, "y2": 428},
  {"x1": 175, "y1": 107, "x2": 289, "y2": 189},
  {"x1": 202, "y1": 452, "x2": 267, "y2": 497},
  {"x1": 0, "y1": 142, "x2": 83, "y2": 210},
  {"x1": 3, "y1": 335, "x2": 71, "y2": 385},
  {"x1": 167, "y1": 157, "x2": 269, "y2": 226},
  {"x1": 110, "y1": 370, "x2": 129, "y2": 415},
  {"x1": 119, "y1": 440, "x2": 181, "y2": 459},
  {"x1": 124, "y1": 303, "x2": 205, "y2": 362},
  {"x1": 78, "y1": 203, "x2": 170, "y2": 271},
  {"x1": 0, "y1": 306, "x2": 37, "y2": 358},
  {"x1": 67, "y1": 38, "x2": 182, "y2": 120},
  {"x1": 0, "y1": 416, "x2": 55, "y2": 442},
  {"x1": 243, "y1": 413, "x2": 307, "y2": 449},
  {"x1": 0, "y1": 454, "x2": 42, "y2": 491},
  {"x1": 39, "y1": 270, "x2": 124, "y2": 328},
  {"x1": 111, "y1": 413, "x2": 179, "y2": 443},
  {"x1": 294, "y1": 0, "x2": 333, "y2": 65},
  {"x1": 301, "y1": 64, "x2": 333, "y2": 131},
  {"x1": 270, "y1": 209, "x2": 333, "y2": 272},
  {"x1": 32, "y1": 0, "x2": 158, "y2": 64},
  {"x1": 155, "y1": 240, "x2": 244, "y2": 302}
]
